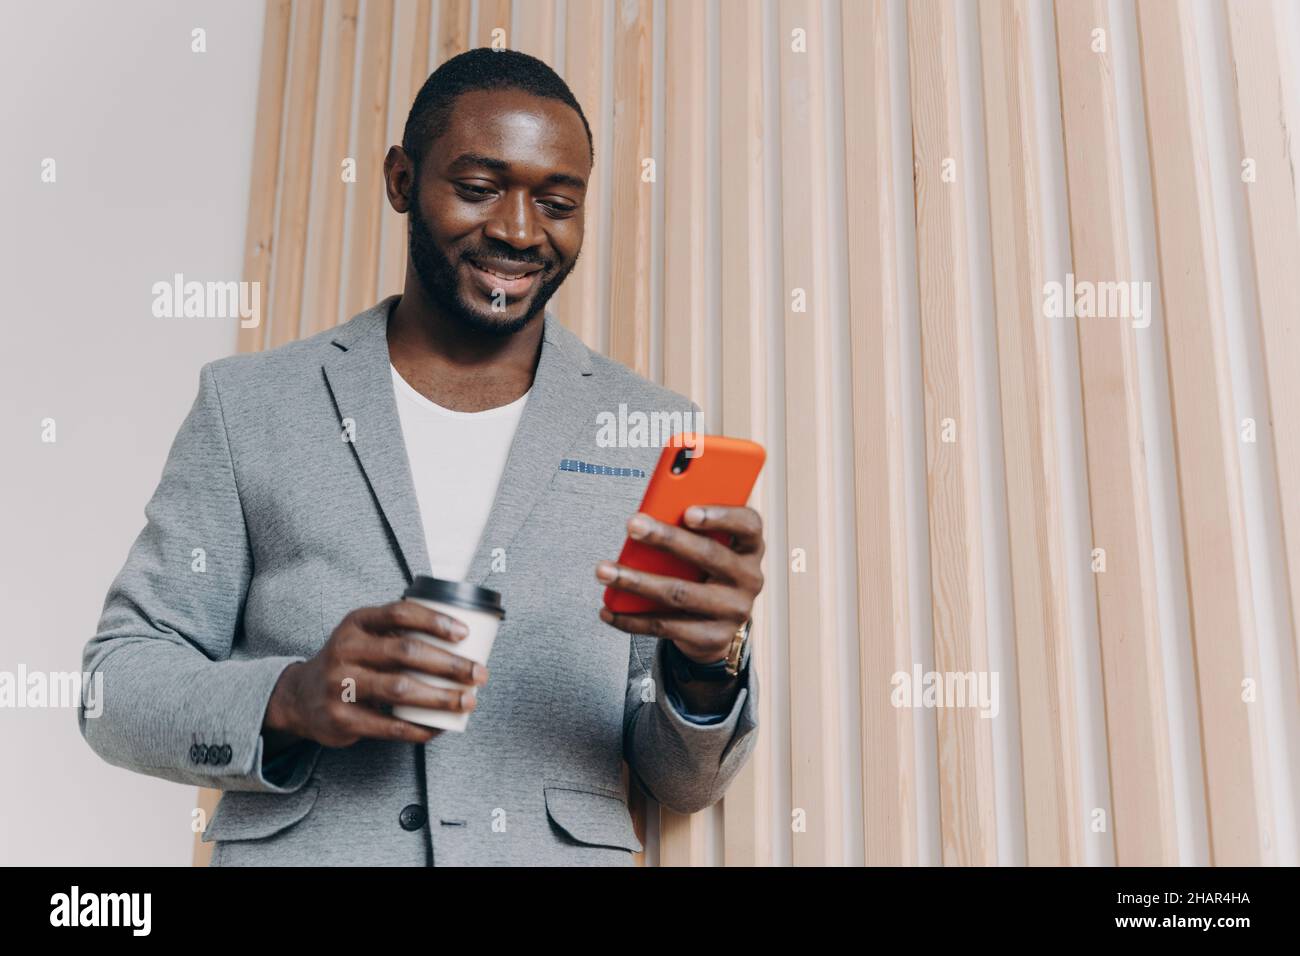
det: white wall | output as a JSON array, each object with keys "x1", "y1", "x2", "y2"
[{"x1": 0, "y1": 0, "x2": 263, "y2": 865}]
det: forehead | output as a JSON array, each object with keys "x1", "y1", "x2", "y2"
[{"x1": 431, "y1": 87, "x2": 590, "y2": 181}]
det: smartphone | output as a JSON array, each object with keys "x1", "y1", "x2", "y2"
[{"x1": 602, "y1": 433, "x2": 766, "y2": 615}]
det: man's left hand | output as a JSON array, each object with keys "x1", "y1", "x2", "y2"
[{"x1": 596, "y1": 505, "x2": 765, "y2": 665}]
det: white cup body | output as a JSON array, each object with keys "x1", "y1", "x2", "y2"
[{"x1": 390, "y1": 596, "x2": 502, "y2": 732}]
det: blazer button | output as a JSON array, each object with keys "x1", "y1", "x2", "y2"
[
  {"x1": 398, "y1": 804, "x2": 426, "y2": 831},
  {"x1": 219, "y1": 744, "x2": 233, "y2": 765},
  {"x1": 196, "y1": 744, "x2": 209, "y2": 764},
  {"x1": 189, "y1": 744, "x2": 201, "y2": 764}
]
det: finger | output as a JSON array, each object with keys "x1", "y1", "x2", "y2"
[
  {"x1": 359, "y1": 669, "x2": 480, "y2": 713},
  {"x1": 334, "y1": 703, "x2": 445, "y2": 744},
  {"x1": 624, "y1": 512, "x2": 748, "y2": 585},
  {"x1": 350, "y1": 601, "x2": 470, "y2": 643},
  {"x1": 595, "y1": 562, "x2": 750, "y2": 621},
  {"x1": 349, "y1": 631, "x2": 487, "y2": 686},
  {"x1": 683, "y1": 505, "x2": 764, "y2": 555},
  {"x1": 598, "y1": 607, "x2": 730, "y2": 657}
]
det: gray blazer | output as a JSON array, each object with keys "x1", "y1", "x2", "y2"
[{"x1": 79, "y1": 297, "x2": 759, "y2": 866}]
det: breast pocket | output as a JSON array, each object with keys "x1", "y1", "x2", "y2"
[
  {"x1": 542, "y1": 780, "x2": 643, "y2": 853},
  {"x1": 548, "y1": 468, "x2": 649, "y2": 503}
]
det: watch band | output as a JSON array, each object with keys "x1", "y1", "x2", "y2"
[{"x1": 668, "y1": 619, "x2": 752, "y2": 683}]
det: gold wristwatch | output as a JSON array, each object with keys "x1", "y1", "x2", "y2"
[
  {"x1": 667, "y1": 618, "x2": 752, "y2": 683},
  {"x1": 723, "y1": 617, "x2": 752, "y2": 677}
]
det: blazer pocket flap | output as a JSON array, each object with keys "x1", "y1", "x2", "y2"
[
  {"x1": 543, "y1": 784, "x2": 644, "y2": 853},
  {"x1": 201, "y1": 782, "x2": 320, "y2": 843},
  {"x1": 548, "y1": 467, "x2": 649, "y2": 502}
]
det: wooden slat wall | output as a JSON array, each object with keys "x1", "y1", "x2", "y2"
[
  {"x1": 302, "y1": 0, "x2": 359, "y2": 338},
  {"x1": 512, "y1": 0, "x2": 556, "y2": 62},
  {"x1": 607, "y1": 0, "x2": 654, "y2": 378},
  {"x1": 843, "y1": 0, "x2": 915, "y2": 867},
  {"x1": 717, "y1": 0, "x2": 772, "y2": 867},
  {"x1": 378, "y1": 0, "x2": 432, "y2": 300},
  {"x1": 907, "y1": 0, "x2": 997, "y2": 866},
  {"x1": 195, "y1": 0, "x2": 1300, "y2": 867},
  {"x1": 1225, "y1": 0, "x2": 1300, "y2": 692},
  {"x1": 343, "y1": 0, "x2": 395, "y2": 319},
  {"x1": 268, "y1": 1, "x2": 325, "y2": 347},
  {"x1": 978, "y1": 0, "x2": 1081, "y2": 866},
  {"x1": 778, "y1": 0, "x2": 846, "y2": 866},
  {"x1": 553, "y1": 0, "x2": 609, "y2": 353},
  {"x1": 1135, "y1": 0, "x2": 1273, "y2": 865},
  {"x1": 1053, "y1": 0, "x2": 1177, "y2": 866},
  {"x1": 476, "y1": 0, "x2": 511, "y2": 47},
  {"x1": 235, "y1": 0, "x2": 292, "y2": 356}
]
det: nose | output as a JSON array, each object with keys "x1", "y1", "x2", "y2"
[{"x1": 482, "y1": 188, "x2": 545, "y2": 252}]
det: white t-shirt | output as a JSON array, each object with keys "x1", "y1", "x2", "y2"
[{"x1": 390, "y1": 363, "x2": 530, "y2": 581}]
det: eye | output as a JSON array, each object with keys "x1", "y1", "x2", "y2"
[
  {"x1": 542, "y1": 201, "x2": 577, "y2": 216},
  {"x1": 456, "y1": 183, "x2": 494, "y2": 198}
]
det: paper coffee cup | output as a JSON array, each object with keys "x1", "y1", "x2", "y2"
[{"x1": 391, "y1": 575, "x2": 505, "y2": 733}]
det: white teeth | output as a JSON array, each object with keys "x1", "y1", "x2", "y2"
[{"x1": 473, "y1": 261, "x2": 533, "y2": 281}]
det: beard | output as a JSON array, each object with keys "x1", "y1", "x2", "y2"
[{"x1": 406, "y1": 181, "x2": 578, "y2": 337}]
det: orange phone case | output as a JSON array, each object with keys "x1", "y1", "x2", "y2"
[{"x1": 602, "y1": 433, "x2": 766, "y2": 615}]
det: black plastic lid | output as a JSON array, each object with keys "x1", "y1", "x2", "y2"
[{"x1": 403, "y1": 575, "x2": 505, "y2": 619}]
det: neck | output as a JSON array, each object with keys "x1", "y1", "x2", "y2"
[{"x1": 387, "y1": 271, "x2": 544, "y2": 412}]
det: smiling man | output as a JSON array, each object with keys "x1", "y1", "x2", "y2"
[{"x1": 79, "y1": 48, "x2": 763, "y2": 866}]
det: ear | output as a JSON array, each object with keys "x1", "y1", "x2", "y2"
[{"x1": 383, "y1": 146, "x2": 414, "y2": 214}]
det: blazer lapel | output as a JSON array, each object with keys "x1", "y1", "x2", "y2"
[
  {"x1": 321, "y1": 296, "x2": 596, "y2": 589},
  {"x1": 322, "y1": 296, "x2": 431, "y2": 583},
  {"x1": 461, "y1": 310, "x2": 596, "y2": 589}
]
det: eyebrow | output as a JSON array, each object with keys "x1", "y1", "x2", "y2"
[{"x1": 446, "y1": 151, "x2": 587, "y2": 190}]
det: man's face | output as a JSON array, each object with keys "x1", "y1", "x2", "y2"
[{"x1": 400, "y1": 88, "x2": 589, "y2": 336}]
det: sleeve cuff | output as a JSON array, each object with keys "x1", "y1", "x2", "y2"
[
  {"x1": 192, "y1": 655, "x2": 322, "y2": 793},
  {"x1": 666, "y1": 684, "x2": 731, "y2": 725},
  {"x1": 653, "y1": 639, "x2": 751, "y2": 736}
]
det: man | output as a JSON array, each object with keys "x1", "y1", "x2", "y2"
[{"x1": 79, "y1": 48, "x2": 763, "y2": 866}]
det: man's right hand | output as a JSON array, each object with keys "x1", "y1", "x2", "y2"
[{"x1": 263, "y1": 601, "x2": 488, "y2": 749}]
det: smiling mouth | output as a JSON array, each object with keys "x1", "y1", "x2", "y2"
[{"x1": 467, "y1": 258, "x2": 543, "y2": 281}]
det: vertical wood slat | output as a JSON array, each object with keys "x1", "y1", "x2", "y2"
[
  {"x1": 303, "y1": 0, "x2": 361, "y2": 337},
  {"x1": 842, "y1": 0, "x2": 916, "y2": 866},
  {"x1": 1053, "y1": 0, "x2": 1177, "y2": 865},
  {"x1": 379, "y1": 0, "x2": 433, "y2": 300},
  {"x1": 476, "y1": 0, "x2": 512, "y2": 48},
  {"x1": 435, "y1": 0, "x2": 472, "y2": 66},
  {"x1": 343, "y1": 0, "x2": 395, "y2": 319},
  {"x1": 513, "y1": 0, "x2": 557, "y2": 63},
  {"x1": 906, "y1": 0, "x2": 997, "y2": 866},
  {"x1": 1225, "y1": 0, "x2": 1300, "y2": 683},
  {"x1": 1136, "y1": 0, "x2": 1274, "y2": 865},
  {"x1": 607, "y1": 0, "x2": 654, "y2": 378},
  {"x1": 718, "y1": 0, "x2": 772, "y2": 867},
  {"x1": 658, "y1": 0, "x2": 711, "y2": 868},
  {"x1": 268, "y1": 1, "x2": 326, "y2": 347},
  {"x1": 978, "y1": 0, "x2": 1081, "y2": 865},
  {"x1": 779, "y1": 0, "x2": 845, "y2": 866},
  {"x1": 553, "y1": 0, "x2": 608, "y2": 352},
  {"x1": 236, "y1": 0, "x2": 293, "y2": 355}
]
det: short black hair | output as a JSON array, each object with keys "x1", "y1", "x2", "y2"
[{"x1": 401, "y1": 47, "x2": 594, "y2": 172}]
